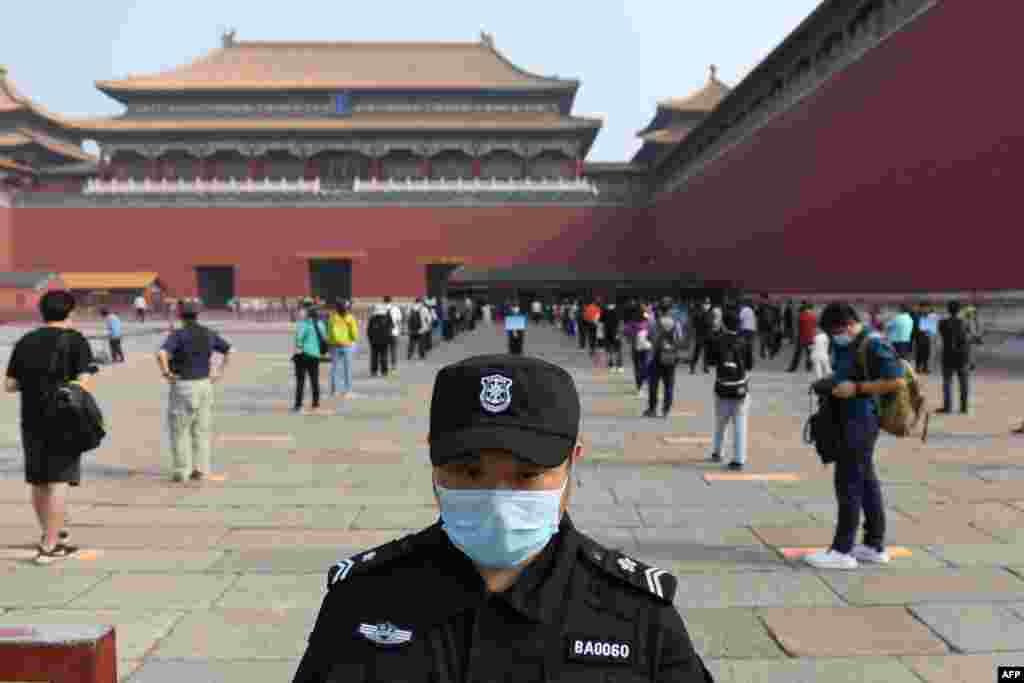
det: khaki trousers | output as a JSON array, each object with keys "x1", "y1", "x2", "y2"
[{"x1": 168, "y1": 379, "x2": 214, "y2": 477}]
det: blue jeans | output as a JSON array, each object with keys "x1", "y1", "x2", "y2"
[
  {"x1": 712, "y1": 396, "x2": 749, "y2": 465},
  {"x1": 330, "y1": 345, "x2": 353, "y2": 395},
  {"x1": 831, "y1": 414, "x2": 885, "y2": 554}
]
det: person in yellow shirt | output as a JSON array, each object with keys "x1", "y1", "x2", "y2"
[{"x1": 326, "y1": 299, "x2": 359, "y2": 399}]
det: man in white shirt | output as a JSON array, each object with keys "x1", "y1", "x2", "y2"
[
  {"x1": 134, "y1": 294, "x2": 148, "y2": 323},
  {"x1": 384, "y1": 296, "x2": 403, "y2": 373},
  {"x1": 738, "y1": 300, "x2": 757, "y2": 371},
  {"x1": 531, "y1": 300, "x2": 543, "y2": 325}
]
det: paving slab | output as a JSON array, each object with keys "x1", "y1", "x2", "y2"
[
  {"x1": 901, "y1": 654, "x2": 1024, "y2": 683},
  {"x1": 46, "y1": 549, "x2": 227, "y2": 573},
  {"x1": 672, "y1": 571, "x2": 842, "y2": 609},
  {"x1": 680, "y1": 608, "x2": 786, "y2": 659},
  {"x1": 209, "y1": 548, "x2": 352, "y2": 575},
  {"x1": 70, "y1": 574, "x2": 238, "y2": 610},
  {"x1": 127, "y1": 659, "x2": 299, "y2": 683},
  {"x1": 706, "y1": 656, "x2": 923, "y2": 683},
  {"x1": 216, "y1": 574, "x2": 325, "y2": 610},
  {"x1": 0, "y1": 609, "x2": 183, "y2": 660},
  {"x1": 66, "y1": 526, "x2": 232, "y2": 549},
  {"x1": 152, "y1": 609, "x2": 314, "y2": 659},
  {"x1": 0, "y1": 566, "x2": 108, "y2": 608},
  {"x1": 350, "y1": 504, "x2": 440, "y2": 529},
  {"x1": 924, "y1": 543, "x2": 1024, "y2": 568},
  {"x1": 821, "y1": 568, "x2": 1024, "y2": 605},
  {"x1": 660, "y1": 546, "x2": 788, "y2": 574},
  {"x1": 634, "y1": 525, "x2": 767, "y2": 551},
  {"x1": 758, "y1": 606, "x2": 949, "y2": 657},
  {"x1": 909, "y1": 602, "x2": 1024, "y2": 653},
  {"x1": 218, "y1": 528, "x2": 408, "y2": 550},
  {"x1": 639, "y1": 504, "x2": 814, "y2": 528},
  {"x1": 566, "y1": 503, "x2": 643, "y2": 528}
]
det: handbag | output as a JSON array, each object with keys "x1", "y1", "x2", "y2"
[
  {"x1": 803, "y1": 381, "x2": 840, "y2": 465},
  {"x1": 311, "y1": 318, "x2": 328, "y2": 356},
  {"x1": 45, "y1": 331, "x2": 106, "y2": 454}
]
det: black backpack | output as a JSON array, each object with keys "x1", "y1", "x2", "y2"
[
  {"x1": 714, "y1": 335, "x2": 749, "y2": 399},
  {"x1": 44, "y1": 331, "x2": 106, "y2": 454},
  {"x1": 804, "y1": 381, "x2": 841, "y2": 465},
  {"x1": 656, "y1": 330, "x2": 679, "y2": 367},
  {"x1": 946, "y1": 318, "x2": 969, "y2": 355},
  {"x1": 408, "y1": 307, "x2": 422, "y2": 334}
]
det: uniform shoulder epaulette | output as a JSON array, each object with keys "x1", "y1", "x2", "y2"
[
  {"x1": 326, "y1": 528, "x2": 427, "y2": 590},
  {"x1": 577, "y1": 535, "x2": 677, "y2": 604}
]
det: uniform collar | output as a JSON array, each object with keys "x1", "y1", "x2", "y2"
[{"x1": 415, "y1": 514, "x2": 580, "y2": 626}]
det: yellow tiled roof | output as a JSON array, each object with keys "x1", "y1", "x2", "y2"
[
  {"x1": 97, "y1": 36, "x2": 577, "y2": 91},
  {"x1": 658, "y1": 66, "x2": 732, "y2": 112},
  {"x1": 0, "y1": 128, "x2": 95, "y2": 162},
  {"x1": 70, "y1": 115, "x2": 601, "y2": 133}
]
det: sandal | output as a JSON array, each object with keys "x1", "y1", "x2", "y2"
[{"x1": 34, "y1": 543, "x2": 79, "y2": 565}]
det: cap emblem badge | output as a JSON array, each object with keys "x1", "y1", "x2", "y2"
[{"x1": 480, "y1": 374, "x2": 513, "y2": 414}]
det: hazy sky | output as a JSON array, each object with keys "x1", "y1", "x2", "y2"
[{"x1": 4, "y1": 0, "x2": 820, "y2": 161}]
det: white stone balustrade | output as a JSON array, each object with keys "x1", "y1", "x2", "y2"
[
  {"x1": 84, "y1": 177, "x2": 322, "y2": 195},
  {"x1": 353, "y1": 177, "x2": 598, "y2": 195}
]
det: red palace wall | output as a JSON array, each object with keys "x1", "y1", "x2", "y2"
[
  {"x1": 12, "y1": 206, "x2": 645, "y2": 298},
  {"x1": 0, "y1": 190, "x2": 13, "y2": 272},
  {"x1": 651, "y1": 0, "x2": 1024, "y2": 294}
]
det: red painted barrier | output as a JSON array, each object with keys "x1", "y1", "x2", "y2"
[{"x1": 0, "y1": 625, "x2": 116, "y2": 683}]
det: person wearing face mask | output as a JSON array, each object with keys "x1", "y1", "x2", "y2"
[
  {"x1": 506, "y1": 304, "x2": 526, "y2": 355},
  {"x1": 803, "y1": 302, "x2": 905, "y2": 571},
  {"x1": 293, "y1": 355, "x2": 713, "y2": 683}
]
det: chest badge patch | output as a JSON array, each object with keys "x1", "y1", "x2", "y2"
[
  {"x1": 617, "y1": 556, "x2": 638, "y2": 573},
  {"x1": 480, "y1": 374, "x2": 513, "y2": 413},
  {"x1": 357, "y1": 622, "x2": 413, "y2": 647},
  {"x1": 566, "y1": 635, "x2": 634, "y2": 665}
]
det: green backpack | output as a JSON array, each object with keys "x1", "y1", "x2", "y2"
[{"x1": 853, "y1": 333, "x2": 927, "y2": 437}]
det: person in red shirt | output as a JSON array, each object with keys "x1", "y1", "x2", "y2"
[{"x1": 787, "y1": 303, "x2": 817, "y2": 372}]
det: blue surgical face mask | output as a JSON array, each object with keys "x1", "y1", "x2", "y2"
[
  {"x1": 832, "y1": 333, "x2": 852, "y2": 347},
  {"x1": 435, "y1": 471, "x2": 569, "y2": 568}
]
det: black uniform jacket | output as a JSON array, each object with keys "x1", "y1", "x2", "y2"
[{"x1": 293, "y1": 514, "x2": 713, "y2": 683}]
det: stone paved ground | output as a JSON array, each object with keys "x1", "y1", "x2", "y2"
[{"x1": 1, "y1": 321, "x2": 1024, "y2": 682}]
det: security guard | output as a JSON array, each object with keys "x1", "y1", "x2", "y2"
[{"x1": 293, "y1": 355, "x2": 713, "y2": 682}]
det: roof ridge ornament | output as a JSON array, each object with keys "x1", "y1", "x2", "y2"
[
  {"x1": 222, "y1": 28, "x2": 238, "y2": 49},
  {"x1": 480, "y1": 30, "x2": 494, "y2": 47},
  {"x1": 709, "y1": 64, "x2": 719, "y2": 81}
]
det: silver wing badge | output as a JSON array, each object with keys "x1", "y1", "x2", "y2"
[{"x1": 357, "y1": 622, "x2": 413, "y2": 647}]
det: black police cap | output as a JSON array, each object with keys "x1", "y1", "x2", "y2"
[{"x1": 429, "y1": 355, "x2": 580, "y2": 467}]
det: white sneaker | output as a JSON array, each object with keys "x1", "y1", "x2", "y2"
[
  {"x1": 636, "y1": 389, "x2": 645, "y2": 398},
  {"x1": 803, "y1": 549, "x2": 858, "y2": 570},
  {"x1": 851, "y1": 544, "x2": 890, "y2": 564}
]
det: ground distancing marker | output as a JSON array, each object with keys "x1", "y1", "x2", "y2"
[
  {"x1": 704, "y1": 472, "x2": 804, "y2": 482},
  {"x1": 208, "y1": 474, "x2": 227, "y2": 482},
  {"x1": 780, "y1": 546, "x2": 913, "y2": 559},
  {"x1": 666, "y1": 412, "x2": 698, "y2": 418},
  {"x1": 74, "y1": 549, "x2": 102, "y2": 561},
  {"x1": 662, "y1": 436, "x2": 712, "y2": 445}
]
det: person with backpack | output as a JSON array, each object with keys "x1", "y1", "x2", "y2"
[
  {"x1": 5, "y1": 290, "x2": 100, "y2": 564},
  {"x1": 937, "y1": 300, "x2": 972, "y2": 415},
  {"x1": 367, "y1": 304, "x2": 394, "y2": 377},
  {"x1": 709, "y1": 309, "x2": 750, "y2": 470},
  {"x1": 406, "y1": 298, "x2": 430, "y2": 361},
  {"x1": 803, "y1": 302, "x2": 905, "y2": 571},
  {"x1": 326, "y1": 299, "x2": 359, "y2": 399},
  {"x1": 644, "y1": 307, "x2": 682, "y2": 418},
  {"x1": 293, "y1": 303, "x2": 328, "y2": 413}
]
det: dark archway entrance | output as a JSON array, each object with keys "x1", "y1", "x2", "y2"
[
  {"x1": 309, "y1": 259, "x2": 352, "y2": 303},
  {"x1": 425, "y1": 262, "x2": 462, "y2": 300},
  {"x1": 195, "y1": 265, "x2": 236, "y2": 308}
]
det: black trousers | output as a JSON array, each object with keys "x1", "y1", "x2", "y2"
[
  {"x1": 915, "y1": 336, "x2": 932, "y2": 373},
  {"x1": 739, "y1": 331, "x2": 755, "y2": 370},
  {"x1": 689, "y1": 336, "x2": 711, "y2": 372},
  {"x1": 647, "y1": 363, "x2": 676, "y2": 415},
  {"x1": 831, "y1": 415, "x2": 885, "y2": 554},
  {"x1": 293, "y1": 355, "x2": 320, "y2": 409},
  {"x1": 370, "y1": 343, "x2": 390, "y2": 376},
  {"x1": 942, "y1": 364, "x2": 970, "y2": 413},
  {"x1": 408, "y1": 333, "x2": 426, "y2": 360},
  {"x1": 759, "y1": 330, "x2": 779, "y2": 359},
  {"x1": 109, "y1": 338, "x2": 125, "y2": 363},
  {"x1": 508, "y1": 332, "x2": 524, "y2": 355},
  {"x1": 577, "y1": 321, "x2": 587, "y2": 348},
  {"x1": 632, "y1": 348, "x2": 650, "y2": 389},
  {"x1": 788, "y1": 343, "x2": 813, "y2": 372}
]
